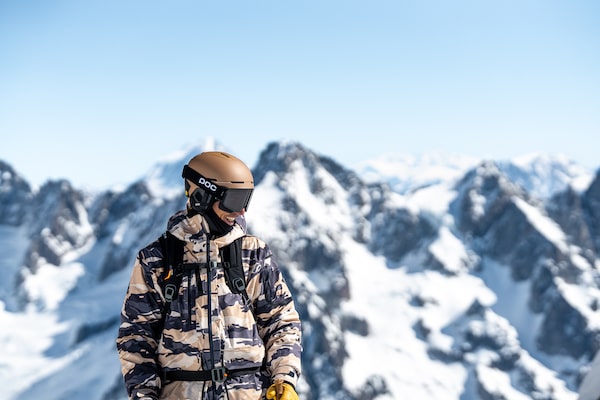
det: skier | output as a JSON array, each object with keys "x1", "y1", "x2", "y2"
[{"x1": 116, "y1": 151, "x2": 302, "y2": 400}]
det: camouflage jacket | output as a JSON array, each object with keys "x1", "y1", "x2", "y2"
[{"x1": 116, "y1": 210, "x2": 302, "y2": 400}]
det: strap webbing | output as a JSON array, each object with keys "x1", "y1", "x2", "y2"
[{"x1": 163, "y1": 367, "x2": 260, "y2": 383}]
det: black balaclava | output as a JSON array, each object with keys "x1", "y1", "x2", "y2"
[{"x1": 203, "y1": 206, "x2": 232, "y2": 238}]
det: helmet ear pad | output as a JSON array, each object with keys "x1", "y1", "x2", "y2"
[{"x1": 189, "y1": 187, "x2": 215, "y2": 213}]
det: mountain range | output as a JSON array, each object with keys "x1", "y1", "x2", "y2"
[{"x1": 0, "y1": 139, "x2": 599, "y2": 399}]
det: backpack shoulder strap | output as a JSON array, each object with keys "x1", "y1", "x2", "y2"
[
  {"x1": 159, "y1": 231, "x2": 185, "y2": 280},
  {"x1": 221, "y1": 237, "x2": 254, "y2": 314},
  {"x1": 221, "y1": 237, "x2": 245, "y2": 293},
  {"x1": 158, "y1": 231, "x2": 186, "y2": 307}
]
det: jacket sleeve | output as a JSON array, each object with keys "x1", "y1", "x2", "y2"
[
  {"x1": 116, "y1": 246, "x2": 165, "y2": 400},
  {"x1": 251, "y1": 242, "x2": 302, "y2": 387}
]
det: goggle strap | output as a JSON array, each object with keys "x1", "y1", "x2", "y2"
[{"x1": 182, "y1": 165, "x2": 224, "y2": 196}]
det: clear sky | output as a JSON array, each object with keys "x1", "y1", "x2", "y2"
[{"x1": 1, "y1": 0, "x2": 599, "y2": 190}]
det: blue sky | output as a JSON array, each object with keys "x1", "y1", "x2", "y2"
[{"x1": 1, "y1": 0, "x2": 599, "y2": 190}]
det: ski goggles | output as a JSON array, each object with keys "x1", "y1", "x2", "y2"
[
  {"x1": 182, "y1": 165, "x2": 253, "y2": 213},
  {"x1": 218, "y1": 187, "x2": 253, "y2": 213}
]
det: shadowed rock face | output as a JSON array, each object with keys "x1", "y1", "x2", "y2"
[
  {"x1": 582, "y1": 171, "x2": 600, "y2": 254},
  {"x1": 0, "y1": 161, "x2": 33, "y2": 226}
]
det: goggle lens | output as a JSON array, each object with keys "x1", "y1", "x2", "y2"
[{"x1": 219, "y1": 188, "x2": 253, "y2": 213}]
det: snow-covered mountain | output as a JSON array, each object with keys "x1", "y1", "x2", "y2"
[{"x1": 0, "y1": 139, "x2": 599, "y2": 399}]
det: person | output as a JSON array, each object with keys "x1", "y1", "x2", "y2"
[{"x1": 116, "y1": 151, "x2": 302, "y2": 400}]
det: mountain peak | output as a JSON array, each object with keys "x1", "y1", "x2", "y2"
[{"x1": 142, "y1": 137, "x2": 233, "y2": 198}]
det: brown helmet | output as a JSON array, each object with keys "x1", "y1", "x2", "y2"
[{"x1": 182, "y1": 151, "x2": 254, "y2": 213}]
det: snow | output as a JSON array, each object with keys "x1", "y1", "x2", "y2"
[
  {"x1": 428, "y1": 226, "x2": 471, "y2": 274},
  {"x1": 501, "y1": 153, "x2": 594, "y2": 199},
  {"x1": 112, "y1": 220, "x2": 128, "y2": 245},
  {"x1": 339, "y1": 234, "x2": 495, "y2": 398},
  {"x1": 21, "y1": 262, "x2": 85, "y2": 311},
  {"x1": 476, "y1": 365, "x2": 531, "y2": 400},
  {"x1": 247, "y1": 170, "x2": 285, "y2": 230},
  {"x1": 555, "y1": 277, "x2": 600, "y2": 330},
  {"x1": 513, "y1": 196, "x2": 568, "y2": 253},
  {"x1": 571, "y1": 173, "x2": 595, "y2": 193},
  {"x1": 356, "y1": 151, "x2": 479, "y2": 195},
  {"x1": 517, "y1": 352, "x2": 578, "y2": 400},
  {"x1": 282, "y1": 158, "x2": 354, "y2": 230},
  {"x1": 404, "y1": 181, "x2": 457, "y2": 217},
  {"x1": 19, "y1": 329, "x2": 122, "y2": 400},
  {"x1": 0, "y1": 304, "x2": 74, "y2": 399}
]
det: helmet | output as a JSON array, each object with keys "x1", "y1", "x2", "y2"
[{"x1": 182, "y1": 151, "x2": 254, "y2": 213}]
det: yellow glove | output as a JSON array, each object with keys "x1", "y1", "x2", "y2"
[{"x1": 266, "y1": 379, "x2": 299, "y2": 400}]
